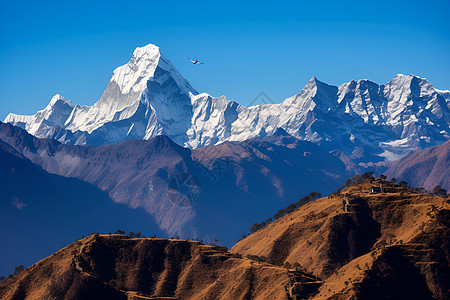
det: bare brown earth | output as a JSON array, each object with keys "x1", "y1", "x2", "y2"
[
  {"x1": 0, "y1": 235, "x2": 292, "y2": 300},
  {"x1": 232, "y1": 178, "x2": 450, "y2": 299}
]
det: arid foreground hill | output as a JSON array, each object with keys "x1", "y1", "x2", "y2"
[
  {"x1": 0, "y1": 235, "x2": 292, "y2": 300},
  {"x1": 1, "y1": 177, "x2": 449, "y2": 299},
  {"x1": 232, "y1": 177, "x2": 450, "y2": 299}
]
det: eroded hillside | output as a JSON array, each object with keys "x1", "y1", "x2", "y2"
[
  {"x1": 232, "y1": 177, "x2": 450, "y2": 299},
  {"x1": 0, "y1": 235, "x2": 293, "y2": 300}
]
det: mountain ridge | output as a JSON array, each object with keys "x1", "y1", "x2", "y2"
[
  {"x1": 385, "y1": 139, "x2": 450, "y2": 191},
  {"x1": 0, "y1": 121, "x2": 349, "y2": 245},
  {"x1": 0, "y1": 235, "x2": 292, "y2": 300},
  {"x1": 5, "y1": 43, "x2": 450, "y2": 164}
]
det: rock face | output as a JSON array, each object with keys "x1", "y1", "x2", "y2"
[
  {"x1": 384, "y1": 140, "x2": 450, "y2": 191},
  {"x1": 5, "y1": 43, "x2": 450, "y2": 164},
  {"x1": 0, "y1": 122, "x2": 348, "y2": 245},
  {"x1": 231, "y1": 177, "x2": 450, "y2": 299},
  {"x1": 0, "y1": 235, "x2": 291, "y2": 300}
]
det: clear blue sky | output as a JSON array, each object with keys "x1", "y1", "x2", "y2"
[{"x1": 1, "y1": 0, "x2": 449, "y2": 119}]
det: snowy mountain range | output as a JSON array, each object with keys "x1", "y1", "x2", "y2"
[{"x1": 5, "y1": 43, "x2": 450, "y2": 163}]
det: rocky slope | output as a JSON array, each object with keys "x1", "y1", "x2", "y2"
[
  {"x1": 385, "y1": 140, "x2": 449, "y2": 191},
  {"x1": 0, "y1": 122, "x2": 348, "y2": 245},
  {"x1": 5, "y1": 43, "x2": 450, "y2": 164},
  {"x1": 0, "y1": 235, "x2": 292, "y2": 300},
  {"x1": 231, "y1": 176, "x2": 450, "y2": 299}
]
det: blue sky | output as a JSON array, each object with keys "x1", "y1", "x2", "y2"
[{"x1": 1, "y1": 0, "x2": 449, "y2": 119}]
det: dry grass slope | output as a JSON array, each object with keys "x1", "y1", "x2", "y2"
[
  {"x1": 231, "y1": 177, "x2": 450, "y2": 299},
  {"x1": 0, "y1": 235, "x2": 291, "y2": 300}
]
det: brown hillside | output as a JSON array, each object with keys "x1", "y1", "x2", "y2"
[
  {"x1": 0, "y1": 235, "x2": 295, "y2": 300},
  {"x1": 231, "y1": 177, "x2": 450, "y2": 299}
]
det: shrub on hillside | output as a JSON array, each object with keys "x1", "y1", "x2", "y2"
[{"x1": 433, "y1": 185, "x2": 447, "y2": 196}]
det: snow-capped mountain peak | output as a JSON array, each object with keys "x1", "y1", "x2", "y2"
[
  {"x1": 111, "y1": 43, "x2": 196, "y2": 96},
  {"x1": 47, "y1": 94, "x2": 73, "y2": 108},
  {"x1": 4, "y1": 93, "x2": 74, "y2": 136},
  {"x1": 111, "y1": 44, "x2": 162, "y2": 94},
  {"x1": 387, "y1": 74, "x2": 438, "y2": 99}
]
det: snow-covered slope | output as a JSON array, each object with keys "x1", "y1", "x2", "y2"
[{"x1": 5, "y1": 44, "x2": 450, "y2": 163}]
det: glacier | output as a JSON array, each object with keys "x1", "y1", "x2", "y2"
[{"x1": 5, "y1": 43, "x2": 450, "y2": 164}]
